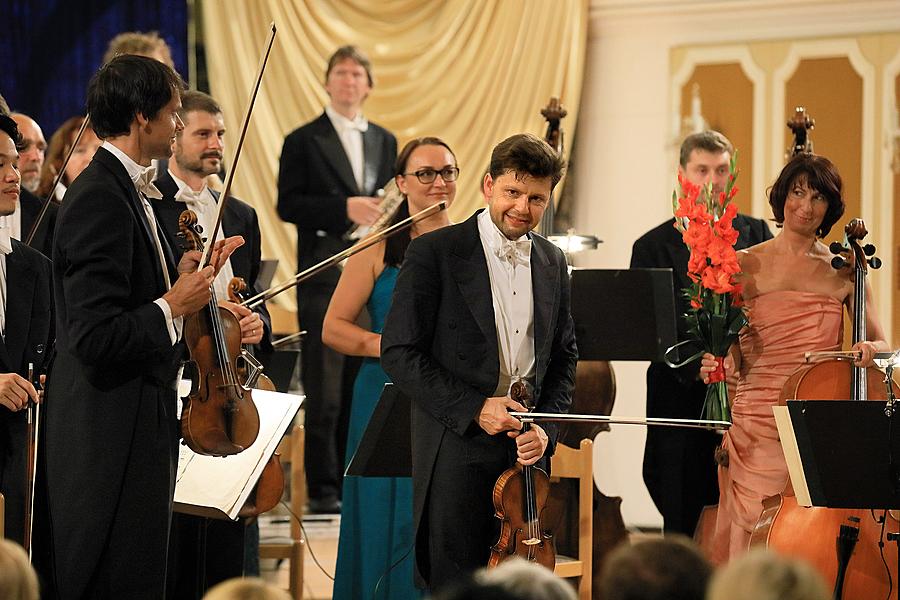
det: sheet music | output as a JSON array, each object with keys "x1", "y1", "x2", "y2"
[
  {"x1": 174, "y1": 389, "x2": 303, "y2": 520},
  {"x1": 773, "y1": 406, "x2": 812, "y2": 507}
]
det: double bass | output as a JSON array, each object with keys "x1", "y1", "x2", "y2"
[{"x1": 749, "y1": 219, "x2": 900, "y2": 599}]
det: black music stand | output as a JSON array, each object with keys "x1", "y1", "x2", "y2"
[
  {"x1": 570, "y1": 268, "x2": 677, "y2": 361},
  {"x1": 779, "y1": 400, "x2": 900, "y2": 509},
  {"x1": 345, "y1": 383, "x2": 412, "y2": 478}
]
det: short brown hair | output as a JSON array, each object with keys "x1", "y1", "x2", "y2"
[
  {"x1": 680, "y1": 131, "x2": 734, "y2": 168},
  {"x1": 178, "y1": 90, "x2": 222, "y2": 119},
  {"x1": 103, "y1": 31, "x2": 174, "y2": 68},
  {"x1": 325, "y1": 45, "x2": 374, "y2": 87},
  {"x1": 488, "y1": 133, "x2": 565, "y2": 188},
  {"x1": 768, "y1": 153, "x2": 844, "y2": 238},
  {"x1": 600, "y1": 536, "x2": 712, "y2": 600},
  {"x1": 37, "y1": 115, "x2": 93, "y2": 196}
]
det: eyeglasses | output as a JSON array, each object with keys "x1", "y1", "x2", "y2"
[{"x1": 403, "y1": 167, "x2": 460, "y2": 184}]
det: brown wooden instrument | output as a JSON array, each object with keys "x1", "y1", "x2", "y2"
[
  {"x1": 226, "y1": 276, "x2": 285, "y2": 517},
  {"x1": 749, "y1": 219, "x2": 899, "y2": 599},
  {"x1": 178, "y1": 210, "x2": 260, "y2": 456},
  {"x1": 489, "y1": 383, "x2": 556, "y2": 570}
]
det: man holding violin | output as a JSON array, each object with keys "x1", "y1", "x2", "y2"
[
  {"x1": 381, "y1": 133, "x2": 577, "y2": 591},
  {"x1": 41, "y1": 55, "x2": 243, "y2": 599},
  {"x1": 153, "y1": 89, "x2": 271, "y2": 597}
]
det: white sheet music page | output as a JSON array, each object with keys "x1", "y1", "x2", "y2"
[{"x1": 174, "y1": 389, "x2": 304, "y2": 520}]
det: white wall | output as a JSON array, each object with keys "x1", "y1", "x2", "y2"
[{"x1": 572, "y1": 0, "x2": 900, "y2": 528}]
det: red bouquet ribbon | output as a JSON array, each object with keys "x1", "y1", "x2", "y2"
[{"x1": 708, "y1": 356, "x2": 726, "y2": 383}]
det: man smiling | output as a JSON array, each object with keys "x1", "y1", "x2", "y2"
[{"x1": 382, "y1": 133, "x2": 577, "y2": 591}]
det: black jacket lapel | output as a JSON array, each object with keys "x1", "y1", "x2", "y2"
[
  {"x1": 312, "y1": 114, "x2": 359, "y2": 194},
  {"x1": 3, "y1": 248, "x2": 36, "y2": 371},
  {"x1": 450, "y1": 215, "x2": 498, "y2": 362},
  {"x1": 362, "y1": 127, "x2": 382, "y2": 195},
  {"x1": 530, "y1": 237, "x2": 559, "y2": 369}
]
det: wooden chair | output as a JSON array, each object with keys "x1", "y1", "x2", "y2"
[
  {"x1": 551, "y1": 438, "x2": 593, "y2": 600},
  {"x1": 258, "y1": 425, "x2": 305, "y2": 599},
  {"x1": 1, "y1": 493, "x2": 4, "y2": 538}
]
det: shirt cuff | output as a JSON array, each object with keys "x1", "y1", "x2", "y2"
[{"x1": 154, "y1": 298, "x2": 183, "y2": 345}]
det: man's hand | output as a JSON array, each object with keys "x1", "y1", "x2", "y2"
[
  {"x1": 508, "y1": 424, "x2": 549, "y2": 466},
  {"x1": 220, "y1": 300, "x2": 264, "y2": 344},
  {"x1": 477, "y1": 396, "x2": 526, "y2": 435},
  {"x1": 164, "y1": 266, "x2": 215, "y2": 318},
  {"x1": 0, "y1": 373, "x2": 39, "y2": 411},
  {"x1": 347, "y1": 196, "x2": 381, "y2": 226},
  {"x1": 176, "y1": 236, "x2": 245, "y2": 277}
]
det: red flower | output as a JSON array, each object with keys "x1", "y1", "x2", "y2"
[
  {"x1": 683, "y1": 221, "x2": 713, "y2": 252},
  {"x1": 706, "y1": 236, "x2": 737, "y2": 267},
  {"x1": 701, "y1": 265, "x2": 736, "y2": 294},
  {"x1": 688, "y1": 249, "x2": 708, "y2": 277},
  {"x1": 714, "y1": 203, "x2": 739, "y2": 245}
]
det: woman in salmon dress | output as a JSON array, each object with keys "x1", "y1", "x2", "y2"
[{"x1": 701, "y1": 153, "x2": 890, "y2": 563}]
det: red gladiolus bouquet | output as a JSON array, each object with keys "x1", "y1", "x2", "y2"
[{"x1": 667, "y1": 152, "x2": 745, "y2": 424}]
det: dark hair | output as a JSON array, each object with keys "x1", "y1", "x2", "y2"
[
  {"x1": 383, "y1": 137, "x2": 456, "y2": 267},
  {"x1": 178, "y1": 90, "x2": 221, "y2": 119},
  {"x1": 600, "y1": 536, "x2": 712, "y2": 600},
  {"x1": 87, "y1": 54, "x2": 184, "y2": 139},
  {"x1": 0, "y1": 114, "x2": 23, "y2": 150},
  {"x1": 431, "y1": 576, "x2": 522, "y2": 600},
  {"x1": 488, "y1": 133, "x2": 565, "y2": 188},
  {"x1": 768, "y1": 153, "x2": 844, "y2": 238},
  {"x1": 325, "y1": 45, "x2": 374, "y2": 87},
  {"x1": 679, "y1": 131, "x2": 733, "y2": 168}
]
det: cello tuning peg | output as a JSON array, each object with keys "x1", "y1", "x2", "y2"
[
  {"x1": 831, "y1": 256, "x2": 847, "y2": 270},
  {"x1": 863, "y1": 244, "x2": 876, "y2": 256},
  {"x1": 869, "y1": 257, "x2": 882, "y2": 269},
  {"x1": 829, "y1": 241, "x2": 845, "y2": 255}
]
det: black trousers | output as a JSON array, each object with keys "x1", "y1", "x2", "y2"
[
  {"x1": 297, "y1": 284, "x2": 359, "y2": 502},
  {"x1": 166, "y1": 514, "x2": 246, "y2": 599},
  {"x1": 421, "y1": 428, "x2": 512, "y2": 592},
  {"x1": 643, "y1": 364, "x2": 720, "y2": 536},
  {"x1": 0, "y1": 408, "x2": 28, "y2": 545}
]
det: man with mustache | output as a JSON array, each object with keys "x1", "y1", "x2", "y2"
[{"x1": 152, "y1": 89, "x2": 271, "y2": 596}]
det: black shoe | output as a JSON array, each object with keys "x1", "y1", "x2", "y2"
[{"x1": 307, "y1": 497, "x2": 342, "y2": 514}]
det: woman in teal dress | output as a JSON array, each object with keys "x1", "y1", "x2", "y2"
[{"x1": 323, "y1": 137, "x2": 457, "y2": 599}]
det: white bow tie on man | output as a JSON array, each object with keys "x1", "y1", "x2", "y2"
[
  {"x1": 0, "y1": 227, "x2": 12, "y2": 256},
  {"x1": 135, "y1": 166, "x2": 163, "y2": 200},
  {"x1": 495, "y1": 237, "x2": 531, "y2": 268}
]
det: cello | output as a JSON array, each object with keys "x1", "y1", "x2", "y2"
[{"x1": 749, "y1": 219, "x2": 899, "y2": 599}]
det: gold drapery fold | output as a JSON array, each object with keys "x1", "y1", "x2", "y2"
[{"x1": 201, "y1": 0, "x2": 588, "y2": 309}]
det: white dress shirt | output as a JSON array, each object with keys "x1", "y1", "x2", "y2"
[
  {"x1": 325, "y1": 104, "x2": 367, "y2": 192},
  {"x1": 168, "y1": 169, "x2": 235, "y2": 302},
  {"x1": 477, "y1": 209, "x2": 536, "y2": 397},
  {"x1": 101, "y1": 141, "x2": 181, "y2": 345}
]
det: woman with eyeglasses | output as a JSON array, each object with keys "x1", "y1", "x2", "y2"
[{"x1": 323, "y1": 137, "x2": 457, "y2": 599}]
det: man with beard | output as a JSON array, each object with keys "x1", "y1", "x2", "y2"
[{"x1": 152, "y1": 89, "x2": 271, "y2": 596}]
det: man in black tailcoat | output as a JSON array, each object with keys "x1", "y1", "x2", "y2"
[
  {"x1": 381, "y1": 133, "x2": 577, "y2": 591},
  {"x1": 43, "y1": 55, "x2": 241, "y2": 599},
  {"x1": 277, "y1": 45, "x2": 396, "y2": 513},
  {"x1": 0, "y1": 114, "x2": 53, "y2": 547},
  {"x1": 630, "y1": 130, "x2": 772, "y2": 536}
]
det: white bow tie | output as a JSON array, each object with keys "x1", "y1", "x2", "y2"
[
  {"x1": 345, "y1": 118, "x2": 368, "y2": 133},
  {"x1": 496, "y1": 237, "x2": 531, "y2": 267},
  {"x1": 0, "y1": 227, "x2": 11, "y2": 255},
  {"x1": 176, "y1": 186, "x2": 210, "y2": 207},
  {"x1": 135, "y1": 166, "x2": 162, "y2": 200}
]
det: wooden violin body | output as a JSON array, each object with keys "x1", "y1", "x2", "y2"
[
  {"x1": 178, "y1": 210, "x2": 260, "y2": 456},
  {"x1": 489, "y1": 463, "x2": 556, "y2": 570}
]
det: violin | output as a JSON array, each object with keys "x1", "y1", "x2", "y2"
[
  {"x1": 178, "y1": 210, "x2": 260, "y2": 456},
  {"x1": 749, "y1": 219, "x2": 899, "y2": 599},
  {"x1": 226, "y1": 276, "x2": 285, "y2": 518},
  {"x1": 488, "y1": 383, "x2": 555, "y2": 570}
]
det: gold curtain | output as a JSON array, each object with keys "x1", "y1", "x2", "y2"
[{"x1": 201, "y1": 0, "x2": 588, "y2": 309}]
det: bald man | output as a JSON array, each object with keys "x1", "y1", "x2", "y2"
[{"x1": 10, "y1": 114, "x2": 45, "y2": 193}]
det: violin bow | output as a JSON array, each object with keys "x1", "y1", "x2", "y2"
[
  {"x1": 240, "y1": 201, "x2": 447, "y2": 310},
  {"x1": 23, "y1": 114, "x2": 91, "y2": 247},
  {"x1": 198, "y1": 22, "x2": 277, "y2": 269},
  {"x1": 23, "y1": 362, "x2": 41, "y2": 560}
]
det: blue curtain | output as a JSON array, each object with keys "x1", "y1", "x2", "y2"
[{"x1": 2, "y1": 0, "x2": 188, "y2": 138}]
